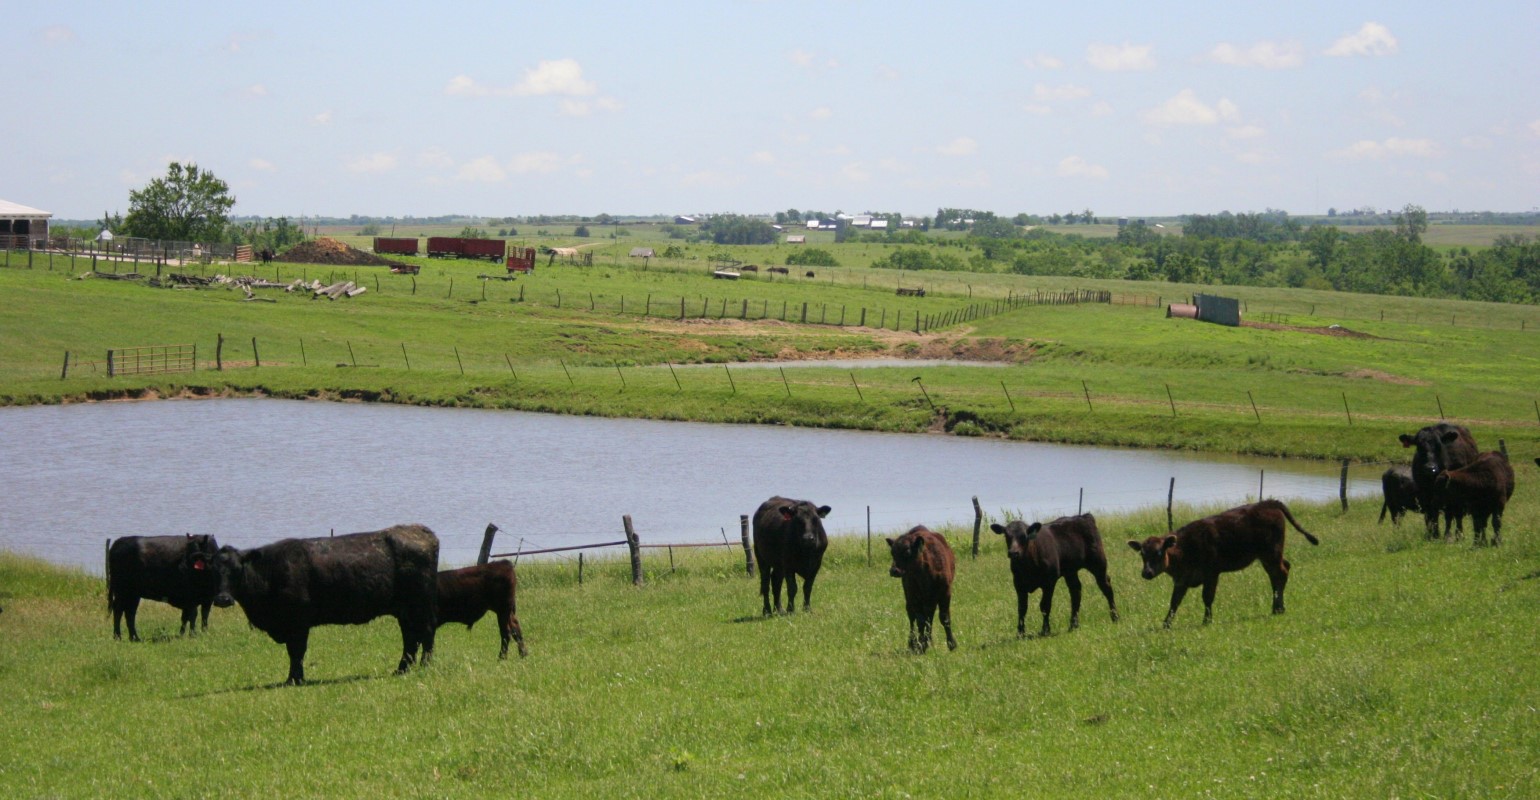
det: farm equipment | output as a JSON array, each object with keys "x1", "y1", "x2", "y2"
[
  {"x1": 506, "y1": 247, "x2": 537, "y2": 274},
  {"x1": 373, "y1": 237, "x2": 419, "y2": 256},
  {"x1": 427, "y1": 237, "x2": 507, "y2": 262}
]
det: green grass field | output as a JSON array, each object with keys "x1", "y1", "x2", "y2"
[
  {"x1": 3, "y1": 488, "x2": 1538, "y2": 797},
  {"x1": 2, "y1": 257, "x2": 1537, "y2": 462}
]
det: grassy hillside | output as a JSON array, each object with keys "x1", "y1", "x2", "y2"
[
  {"x1": 2, "y1": 259, "x2": 1537, "y2": 462},
  {"x1": 3, "y1": 488, "x2": 1538, "y2": 797}
]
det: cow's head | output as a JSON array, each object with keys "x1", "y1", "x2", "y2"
[
  {"x1": 1400, "y1": 426, "x2": 1465, "y2": 480},
  {"x1": 1127, "y1": 535, "x2": 1178, "y2": 580},
  {"x1": 778, "y1": 502, "x2": 831, "y2": 546},
  {"x1": 990, "y1": 520, "x2": 1042, "y2": 561},
  {"x1": 211, "y1": 546, "x2": 254, "y2": 608},
  {"x1": 886, "y1": 530, "x2": 927, "y2": 578}
]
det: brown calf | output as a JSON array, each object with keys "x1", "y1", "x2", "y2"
[
  {"x1": 1434, "y1": 452, "x2": 1515, "y2": 546},
  {"x1": 436, "y1": 561, "x2": 528, "y2": 659},
  {"x1": 1127, "y1": 499, "x2": 1318, "y2": 628},
  {"x1": 990, "y1": 514, "x2": 1117, "y2": 637},
  {"x1": 885, "y1": 526, "x2": 957, "y2": 653}
]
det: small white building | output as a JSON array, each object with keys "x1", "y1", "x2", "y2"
[{"x1": 785, "y1": 234, "x2": 806, "y2": 244}]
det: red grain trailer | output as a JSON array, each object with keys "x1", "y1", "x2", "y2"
[
  {"x1": 426, "y1": 236, "x2": 464, "y2": 258},
  {"x1": 461, "y1": 238, "x2": 507, "y2": 262},
  {"x1": 373, "y1": 237, "x2": 419, "y2": 256}
]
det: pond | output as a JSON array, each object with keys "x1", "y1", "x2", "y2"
[{"x1": 0, "y1": 399, "x2": 1377, "y2": 573}]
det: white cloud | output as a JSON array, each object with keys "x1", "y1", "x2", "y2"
[
  {"x1": 1325, "y1": 22, "x2": 1398, "y2": 57},
  {"x1": 456, "y1": 156, "x2": 507, "y2": 183},
  {"x1": 749, "y1": 151, "x2": 775, "y2": 165},
  {"x1": 223, "y1": 32, "x2": 262, "y2": 53},
  {"x1": 788, "y1": 49, "x2": 815, "y2": 68},
  {"x1": 40, "y1": 25, "x2": 76, "y2": 45},
  {"x1": 416, "y1": 147, "x2": 453, "y2": 169},
  {"x1": 445, "y1": 59, "x2": 598, "y2": 98},
  {"x1": 936, "y1": 137, "x2": 978, "y2": 157},
  {"x1": 808, "y1": 106, "x2": 833, "y2": 121},
  {"x1": 346, "y1": 153, "x2": 398, "y2": 173},
  {"x1": 875, "y1": 64, "x2": 900, "y2": 81},
  {"x1": 1087, "y1": 42, "x2": 1155, "y2": 72},
  {"x1": 1226, "y1": 125, "x2": 1266, "y2": 140},
  {"x1": 1208, "y1": 40, "x2": 1303, "y2": 69},
  {"x1": 1143, "y1": 90, "x2": 1239, "y2": 126},
  {"x1": 312, "y1": 110, "x2": 332, "y2": 126},
  {"x1": 1033, "y1": 83, "x2": 1091, "y2": 102},
  {"x1": 249, "y1": 158, "x2": 275, "y2": 172},
  {"x1": 1023, "y1": 53, "x2": 1063, "y2": 70},
  {"x1": 508, "y1": 152, "x2": 564, "y2": 174},
  {"x1": 840, "y1": 163, "x2": 871, "y2": 182},
  {"x1": 242, "y1": 84, "x2": 270, "y2": 98},
  {"x1": 559, "y1": 96, "x2": 621, "y2": 116},
  {"x1": 1528, "y1": 119, "x2": 1540, "y2": 137},
  {"x1": 1057, "y1": 155, "x2": 1108, "y2": 180},
  {"x1": 1331, "y1": 137, "x2": 1439, "y2": 160}
]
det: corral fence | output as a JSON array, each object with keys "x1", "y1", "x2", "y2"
[{"x1": 474, "y1": 515, "x2": 759, "y2": 586}]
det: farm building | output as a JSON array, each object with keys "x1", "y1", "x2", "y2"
[
  {"x1": 785, "y1": 234, "x2": 806, "y2": 244},
  {"x1": 0, "y1": 198, "x2": 51, "y2": 248},
  {"x1": 673, "y1": 215, "x2": 696, "y2": 225}
]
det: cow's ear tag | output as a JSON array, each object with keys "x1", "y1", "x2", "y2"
[{"x1": 193, "y1": 559, "x2": 206, "y2": 571}]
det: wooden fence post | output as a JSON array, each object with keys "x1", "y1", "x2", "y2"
[
  {"x1": 623, "y1": 515, "x2": 644, "y2": 586},
  {"x1": 971, "y1": 496, "x2": 983, "y2": 560},
  {"x1": 1167, "y1": 477, "x2": 1175, "y2": 531},
  {"x1": 252, "y1": 337, "x2": 261, "y2": 368},
  {"x1": 60, "y1": 351, "x2": 70, "y2": 380},
  {"x1": 477, "y1": 523, "x2": 499, "y2": 566},
  {"x1": 740, "y1": 514, "x2": 754, "y2": 576},
  {"x1": 216, "y1": 333, "x2": 224, "y2": 371},
  {"x1": 1339, "y1": 460, "x2": 1350, "y2": 512}
]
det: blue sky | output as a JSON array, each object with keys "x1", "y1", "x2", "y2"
[{"x1": 6, "y1": 1, "x2": 1538, "y2": 220}]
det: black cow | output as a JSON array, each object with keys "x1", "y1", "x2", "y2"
[
  {"x1": 437, "y1": 561, "x2": 528, "y2": 660},
  {"x1": 1399, "y1": 423, "x2": 1480, "y2": 540},
  {"x1": 753, "y1": 496, "x2": 831, "y2": 615},
  {"x1": 1378, "y1": 465, "x2": 1421, "y2": 526},
  {"x1": 107, "y1": 533, "x2": 220, "y2": 641},
  {"x1": 1128, "y1": 500, "x2": 1318, "y2": 627},
  {"x1": 1435, "y1": 452, "x2": 1516, "y2": 546},
  {"x1": 212, "y1": 524, "x2": 439, "y2": 685},
  {"x1": 990, "y1": 514, "x2": 1117, "y2": 637}
]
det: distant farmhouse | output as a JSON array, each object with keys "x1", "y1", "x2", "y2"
[{"x1": 0, "y1": 198, "x2": 51, "y2": 248}]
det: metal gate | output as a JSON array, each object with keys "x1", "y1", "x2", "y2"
[{"x1": 107, "y1": 344, "x2": 197, "y2": 377}]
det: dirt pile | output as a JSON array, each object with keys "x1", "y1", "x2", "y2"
[{"x1": 275, "y1": 238, "x2": 404, "y2": 267}]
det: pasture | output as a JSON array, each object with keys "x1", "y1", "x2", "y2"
[
  {"x1": 1, "y1": 260, "x2": 1537, "y2": 462},
  {"x1": 2, "y1": 489, "x2": 1538, "y2": 797}
]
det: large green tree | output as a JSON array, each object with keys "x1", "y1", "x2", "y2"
[{"x1": 123, "y1": 162, "x2": 235, "y2": 242}]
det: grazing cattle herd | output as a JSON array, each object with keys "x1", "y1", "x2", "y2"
[{"x1": 96, "y1": 426, "x2": 1527, "y2": 675}]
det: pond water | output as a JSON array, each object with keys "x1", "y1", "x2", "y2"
[{"x1": 0, "y1": 399, "x2": 1376, "y2": 573}]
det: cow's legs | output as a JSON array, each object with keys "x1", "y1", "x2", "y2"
[
  {"x1": 1064, "y1": 573, "x2": 1084, "y2": 631},
  {"x1": 906, "y1": 609, "x2": 919, "y2": 652},
  {"x1": 1201, "y1": 576, "x2": 1221, "y2": 624},
  {"x1": 799, "y1": 571, "x2": 817, "y2": 613},
  {"x1": 179, "y1": 606, "x2": 197, "y2": 636},
  {"x1": 759, "y1": 568, "x2": 773, "y2": 616},
  {"x1": 1038, "y1": 581, "x2": 1056, "y2": 636},
  {"x1": 200, "y1": 601, "x2": 212, "y2": 632},
  {"x1": 285, "y1": 630, "x2": 309, "y2": 685},
  {"x1": 1090, "y1": 565, "x2": 1119, "y2": 622},
  {"x1": 917, "y1": 602, "x2": 935, "y2": 653},
  {"x1": 1015, "y1": 590, "x2": 1029, "y2": 637},
  {"x1": 939, "y1": 593, "x2": 957, "y2": 651},
  {"x1": 123, "y1": 597, "x2": 142, "y2": 642},
  {"x1": 1263, "y1": 557, "x2": 1291, "y2": 614},
  {"x1": 784, "y1": 572, "x2": 799, "y2": 614},
  {"x1": 1164, "y1": 583, "x2": 1189, "y2": 628},
  {"x1": 112, "y1": 602, "x2": 125, "y2": 640},
  {"x1": 1492, "y1": 511, "x2": 1503, "y2": 547},
  {"x1": 499, "y1": 610, "x2": 528, "y2": 659},
  {"x1": 769, "y1": 570, "x2": 786, "y2": 614}
]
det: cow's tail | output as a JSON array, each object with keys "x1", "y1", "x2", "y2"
[
  {"x1": 1378, "y1": 498, "x2": 1388, "y2": 525},
  {"x1": 1277, "y1": 502, "x2": 1320, "y2": 545},
  {"x1": 104, "y1": 538, "x2": 114, "y2": 614}
]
